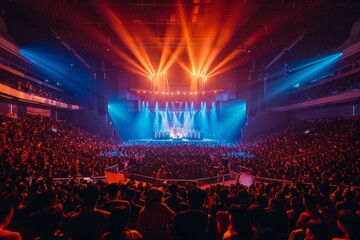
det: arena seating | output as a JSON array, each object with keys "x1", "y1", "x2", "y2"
[
  {"x1": 278, "y1": 71, "x2": 360, "y2": 106},
  {"x1": 0, "y1": 68, "x2": 78, "y2": 104},
  {"x1": 0, "y1": 113, "x2": 359, "y2": 240}
]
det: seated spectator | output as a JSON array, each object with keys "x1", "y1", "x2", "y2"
[
  {"x1": 216, "y1": 211, "x2": 230, "y2": 240},
  {"x1": 237, "y1": 189, "x2": 251, "y2": 209},
  {"x1": 248, "y1": 206, "x2": 274, "y2": 240},
  {"x1": 222, "y1": 205, "x2": 254, "y2": 240},
  {"x1": 67, "y1": 185, "x2": 110, "y2": 240},
  {"x1": 266, "y1": 197, "x2": 289, "y2": 236},
  {"x1": 98, "y1": 183, "x2": 131, "y2": 213},
  {"x1": 0, "y1": 195, "x2": 22, "y2": 240},
  {"x1": 136, "y1": 187, "x2": 175, "y2": 233},
  {"x1": 210, "y1": 188, "x2": 229, "y2": 217},
  {"x1": 287, "y1": 197, "x2": 305, "y2": 232},
  {"x1": 302, "y1": 194, "x2": 322, "y2": 220},
  {"x1": 288, "y1": 212, "x2": 312, "y2": 240},
  {"x1": 32, "y1": 207, "x2": 64, "y2": 240},
  {"x1": 332, "y1": 210, "x2": 360, "y2": 240},
  {"x1": 172, "y1": 187, "x2": 217, "y2": 240},
  {"x1": 100, "y1": 205, "x2": 142, "y2": 240},
  {"x1": 164, "y1": 184, "x2": 184, "y2": 212},
  {"x1": 335, "y1": 188, "x2": 358, "y2": 212},
  {"x1": 123, "y1": 188, "x2": 142, "y2": 229},
  {"x1": 305, "y1": 219, "x2": 330, "y2": 240},
  {"x1": 27, "y1": 190, "x2": 65, "y2": 239}
]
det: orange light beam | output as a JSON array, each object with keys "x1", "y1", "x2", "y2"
[
  {"x1": 207, "y1": 49, "x2": 242, "y2": 77},
  {"x1": 162, "y1": 47, "x2": 184, "y2": 73},
  {"x1": 200, "y1": 4, "x2": 244, "y2": 76},
  {"x1": 158, "y1": 19, "x2": 177, "y2": 74},
  {"x1": 207, "y1": 61, "x2": 241, "y2": 80},
  {"x1": 178, "y1": 61, "x2": 193, "y2": 75},
  {"x1": 98, "y1": 4, "x2": 154, "y2": 75},
  {"x1": 112, "y1": 47, "x2": 150, "y2": 77},
  {"x1": 178, "y1": 0, "x2": 196, "y2": 74}
]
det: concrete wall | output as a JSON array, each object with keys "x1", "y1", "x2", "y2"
[
  {"x1": 71, "y1": 110, "x2": 115, "y2": 137},
  {"x1": 242, "y1": 110, "x2": 290, "y2": 139},
  {"x1": 242, "y1": 102, "x2": 359, "y2": 139},
  {"x1": 292, "y1": 102, "x2": 359, "y2": 120}
]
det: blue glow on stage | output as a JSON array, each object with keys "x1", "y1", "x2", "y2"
[{"x1": 108, "y1": 99, "x2": 247, "y2": 141}]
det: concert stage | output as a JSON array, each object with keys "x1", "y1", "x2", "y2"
[
  {"x1": 108, "y1": 98, "x2": 247, "y2": 141},
  {"x1": 128, "y1": 138, "x2": 221, "y2": 143},
  {"x1": 153, "y1": 128, "x2": 202, "y2": 140}
]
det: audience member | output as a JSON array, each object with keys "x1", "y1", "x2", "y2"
[
  {"x1": 67, "y1": 185, "x2": 110, "y2": 240},
  {"x1": 0, "y1": 196, "x2": 22, "y2": 240},
  {"x1": 100, "y1": 205, "x2": 142, "y2": 240},
  {"x1": 136, "y1": 187, "x2": 175, "y2": 233},
  {"x1": 172, "y1": 187, "x2": 217, "y2": 240}
]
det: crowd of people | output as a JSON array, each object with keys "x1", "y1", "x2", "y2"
[
  {"x1": 0, "y1": 114, "x2": 125, "y2": 179},
  {"x1": 1, "y1": 114, "x2": 359, "y2": 184},
  {"x1": 0, "y1": 113, "x2": 359, "y2": 239},
  {"x1": 0, "y1": 68, "x2": 78, "y2": 104},
  {"x1": 235, "y1": 117, "x2": 360, "y2": 186},
  {"x1": 0, "y1": 170, "x2": 359, "y2": 240},
  {"x1": 278, "y1": 71, "x2": 360, "y2": 106},
  {"x1": 123, "y1": 118, "x2": 360, "y2": 186}
]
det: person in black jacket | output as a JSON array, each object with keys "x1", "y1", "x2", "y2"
[{"x1": 172, "y1": 187, "x2": 217, "y2": 240}]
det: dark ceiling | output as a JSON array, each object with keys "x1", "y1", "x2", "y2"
[{"x1": 1, "y1": 0, "x2": 360, "y2": 71}]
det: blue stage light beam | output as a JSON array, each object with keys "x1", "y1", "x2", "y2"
[
  {"x1": 268, "y1": 52, "x2": 343, "y2": 98},
  {"x1": 20, "y1": 46, "x2": 89, "y2": 100},
  {"x1": 198, "y1": 102, "x2": 210, "y2": 138},
  {"x1": 183, "y1": 111, "x2": 192, "y2": 130},
  {"x1": 160, "y1": 110, "x2": 170, "y2": 131},
  {"x1": 190, "y1": 102, "x2": 195, "y2": 112},
  {"x1": 220, "y1": 100, "x2": 247, "y2": 140},
  {"x1": 141, "y1": 101, "x2": 145, "y2": 112},
  {"x1": 134, "y1": 102, "x2": 152, "y2": 138},
  {"x1": 210, "y1": 101, "x2": 219, "y2": 139},
  {"x1": 154, "y1": 102, "x2": 160, "y2": 132},
  {"x1": 108, "y1": 99, "x2": 135, "y2": 139},
  {"x1": 172, "y1": 111, "x2": 181, "y2": 128},
  {"x1": 290, "y1": 53, "x2": 343, "y2": 73},
  {"x1": 185, "y1": 102, "x2": 189, "y2": 112}
]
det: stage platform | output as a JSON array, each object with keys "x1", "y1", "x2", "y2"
[{"x1": 127, "y1": 138, "x2": 223, "y2": 143}]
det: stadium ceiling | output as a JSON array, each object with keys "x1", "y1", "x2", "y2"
[{"x1": 1, "y1": 0, "x2": 360, "y2": 70}]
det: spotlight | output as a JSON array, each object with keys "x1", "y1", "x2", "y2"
[
  {"x1": 156, "y1": 92, "x2": 158, "y2": 94},
  {"x1": 190, "y1": 92, "x2": 193, "y2": 95},
  {"x1": 166, "y1": 92, "x2": 169, "y2": 95},
  {"x1": 171, "y1": 92, "x2": 174, "y2": 95},
  {"x1": 202, "y1": 92, "x2": 205, "y2": 94},
  {"x1": 143, "y1": 91, "x2": 146, "y2": 93},
  {"x1": 137, "y1": 91, "x2": 140, "y2": 93},
  {"x1": 177, "y1": 91, "x2": 180, "y2": 94},
  {"x1": 195, "y1": 92, "x2": 198, "y2": 95},
  {"x1": 183, "y1": 92, "x2": 186, "y2": 95},
  {"x1": 162, "y1": 92, "x2": 165, "y2": 95}
]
